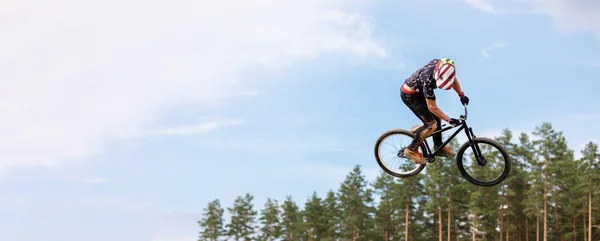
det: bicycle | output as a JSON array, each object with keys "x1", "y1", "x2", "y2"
[{"x1": 373, "y1": 104, "x2": 511, "y2": 187}]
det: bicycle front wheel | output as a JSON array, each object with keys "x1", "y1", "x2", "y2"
[{"x1": 456, "y1": 137, "x2": 511, "y2": 187}]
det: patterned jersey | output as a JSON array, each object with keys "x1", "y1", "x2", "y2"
[{"x1": 403, "y1": 59, "x2": 440, "y2": 100}]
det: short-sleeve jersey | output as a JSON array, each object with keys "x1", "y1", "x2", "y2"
[{"x1": 403, "y1": 59, "x2": 440, "y2": 100}]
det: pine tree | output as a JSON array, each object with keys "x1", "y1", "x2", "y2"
[
  {"x1": 560, "y1": 153, "x2": 581, "y2": 240},
  {"x1": 532, "y1": 122, "x2": 567, "y2": 241},
  {"x1": 302, "y1": 191, "x2": 328, "y2": 240},
  {"x1": 422, "y1": 138, "x2": 459, "y2": 241},
  {"x1": 226, "y1": 193, "x2": 258, "y2": 241},
  {"x1": 397, "y1": 162, "x2": 427, "y2": 241},
  {"x1": 372, "y1": 171, "x2": 397, "y2": 241},
  {"x1": 258, "y1": 198, "x2": 281, "y2": 241},
  {"x1": 522, "y1": 131, "x2": 545, "y2": 241},
  {"x1": 442, "y1": 138, "x2": 465, "y2": 241},
  {"x1": 423, "y1": 152, "x2": 445, "y2": 241},
  {"x1": 198, "y1": 199, "x2": 225, "y2": 241},
  {"x1": 493, "y1": 128, "x2": 528, "y2": 241},
  {"x1": 338, "y1": 165, "x2": 375, "y2": 241},
  {"x1": 551, "y1": 145, "x2": 578, "y2": 240},
  {"x1": 505, "y1": 131, "x2": 537, "y2": 241},
  {"x1": 464, "y1": 139, "x2": 501, "y2": 240},
  {"x1": 322, "y1": 190, "x2": 341, "y2": 241},
  {"x1": 450, "y1": 178, "x2": 472, "y2": 240},
  {"x1": 280, "y1": 195, "x2": 302, "y2": 241},
  {"x1": 579, "y1": 141, "x2": 600, "y2": 241}
]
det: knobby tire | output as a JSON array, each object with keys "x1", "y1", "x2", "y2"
[
  {"x1": 456, "y1": 137, "x2": 511, "y2": 187},
  {"x1": 374, "y1": 129, "x2": 427, "y2": 178}
]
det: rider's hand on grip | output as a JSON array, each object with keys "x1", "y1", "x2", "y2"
[
  {"x1": 449, "y1": 118, "x2": 460, "y2": 127},
  {"x1": 460, "y1": 95, "x2": 469, "y2": 106}
]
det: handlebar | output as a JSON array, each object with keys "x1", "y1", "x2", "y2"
[{"x1": 459, "y1": 104, "x2": 468, "y2": 121}]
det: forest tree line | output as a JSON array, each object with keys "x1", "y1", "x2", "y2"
[{"x1": 198, "y1": 122, "x2": 600, "y2": 241}]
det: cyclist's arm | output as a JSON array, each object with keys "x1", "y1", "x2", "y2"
[
  {"x1": 423, "y1": 83, "x2": 451, "y2": 122},
  {"x1": 452, "y1": 77, "x2": 464, "y2": 96},
  {"x1": 426, "y1": 98, "x2": 451, "y2": 122}
]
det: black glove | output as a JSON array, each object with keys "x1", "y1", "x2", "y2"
[
  {"x1": 448, "y1": 118, "x2": 461, "y2": 127},
  {"x1": 460, "y1": 95, "x2": 469, "y2": 105}
]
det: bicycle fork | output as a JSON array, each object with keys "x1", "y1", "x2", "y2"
[{"x1": 466, "y1": 126, "x2": 487, "y2": 166}]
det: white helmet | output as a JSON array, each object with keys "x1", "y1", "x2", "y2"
[{"x1": 433, "y1": 58, "x2": 456, "y2": 90}]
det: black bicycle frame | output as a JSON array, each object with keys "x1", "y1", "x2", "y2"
[
  {"x1": 422, "y1": 122, "x2": 469, "y2": 157},
  {"x1": 421, "y1": 105, "x2": 486, "y2": 165}
]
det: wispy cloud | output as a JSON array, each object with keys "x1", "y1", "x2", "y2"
[
  {"x1": 199, "y1": 133, "x2": 368, "y2": 155},
  {"x1": 480, "y1": 42, "x2": 508, "y2": 58},
  {"x1": 481, "y1": 49, "x2": 491, "y2": 58},
  {"x1": 461, "y1": 0, "x2": 497, "y2": 14},
  {"x1": 0, "y1": 0, "x2": 387, "y2": 173},
  {"x1": 459, "y1": 0, "x2": 600, "y2": 38},
  {"x1": 527, "y1": 0, "x2": 600, "y2": 37},
  {"x1": 153, "y1": 117, "x2": 243, "y2": 136}
]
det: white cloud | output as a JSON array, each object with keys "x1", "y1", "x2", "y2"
[
  {"x1": 152, "y1": 117, "x2": 243, "y2": 136},
  {"x1": 527, "y1": 0, "x2": 600, "y2": 37},
  {"x1": 199, "y1": 132, "x2": 368, "y2": 155},
  {"x1": 459, "y1": 0, "x2": 600, "y2": 38},
  {"x1": 0, "y1": 0, "x2": 387, "y2": 172},
  {"x1": 461, "y1": 0, "x2": 498, "y2": 14},
  {"x1": 480, "y1": 42, "x2": 508, "y2": 58},
  {"x1": 481, "y1": 49, "x2": 491, "y2": 58}
]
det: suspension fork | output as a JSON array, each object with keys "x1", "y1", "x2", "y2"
[{"x1": 463, "y1": 122, "x2": 486, "y2": 166}]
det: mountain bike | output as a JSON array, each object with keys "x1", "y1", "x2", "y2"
[{"x1": 373, "y1": 104, "x2": 511, "y2": 187}]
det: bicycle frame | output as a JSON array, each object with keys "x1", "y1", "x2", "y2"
[
  {"x1": 423, "y1": 123, "x2": 468, "y2": 157},
  {"x1": 421, "y1": 105, "x2": 485, "y2": 165}
]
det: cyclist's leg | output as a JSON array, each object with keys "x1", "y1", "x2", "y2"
[
  {"x1": 429, "y1": 115, "x2": 455, "y2": 157},
  {"x1": 401, "y1": 92, "x2": 438, "y2": 163},
  {"x1": 418, "y1": 105, "x2": 455, "y2": 157},
  {"x1": 401, "y1": 91, "x2": 455, "y2": 158},
  {"x1": 431, "y1": 115, "x2": 442, "y2": 147},
  {"x1": 430, "y1": 116, "x2": 454, "y2": 156},
  {"x1": 407, "y1": 105, "x2": 449, "y2": 151}
]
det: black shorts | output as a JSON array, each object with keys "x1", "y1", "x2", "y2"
[{"x1": 400, "y1": 91, "x2": 438, "y2": 123}]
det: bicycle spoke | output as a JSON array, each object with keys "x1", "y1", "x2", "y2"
[
  {"x1": 461, "y1": 142, "x2": 506, "y2": 183},
  {"x1": 374, "y1": 130, "x2": 424, "y2": 177}
]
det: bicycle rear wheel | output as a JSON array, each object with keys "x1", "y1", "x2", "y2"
[
  {"x1": 456, "y1": 137, "x2": 511, "y2": 187},
  {"x1": 374, "y1": 129, "x2": 427, "y2": 178}
]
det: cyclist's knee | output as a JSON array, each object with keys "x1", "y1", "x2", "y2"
[{"x1": 418, "y1": 119, "x2": 437, "y2": 138}]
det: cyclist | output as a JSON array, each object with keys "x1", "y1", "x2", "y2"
[{"x1": 400, "y1": 58, "x2": 469, "y2": 164}]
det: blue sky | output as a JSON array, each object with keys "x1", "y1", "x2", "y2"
[{"x1": 1, "y1": 0, "x2": 600, "y2": 240}]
